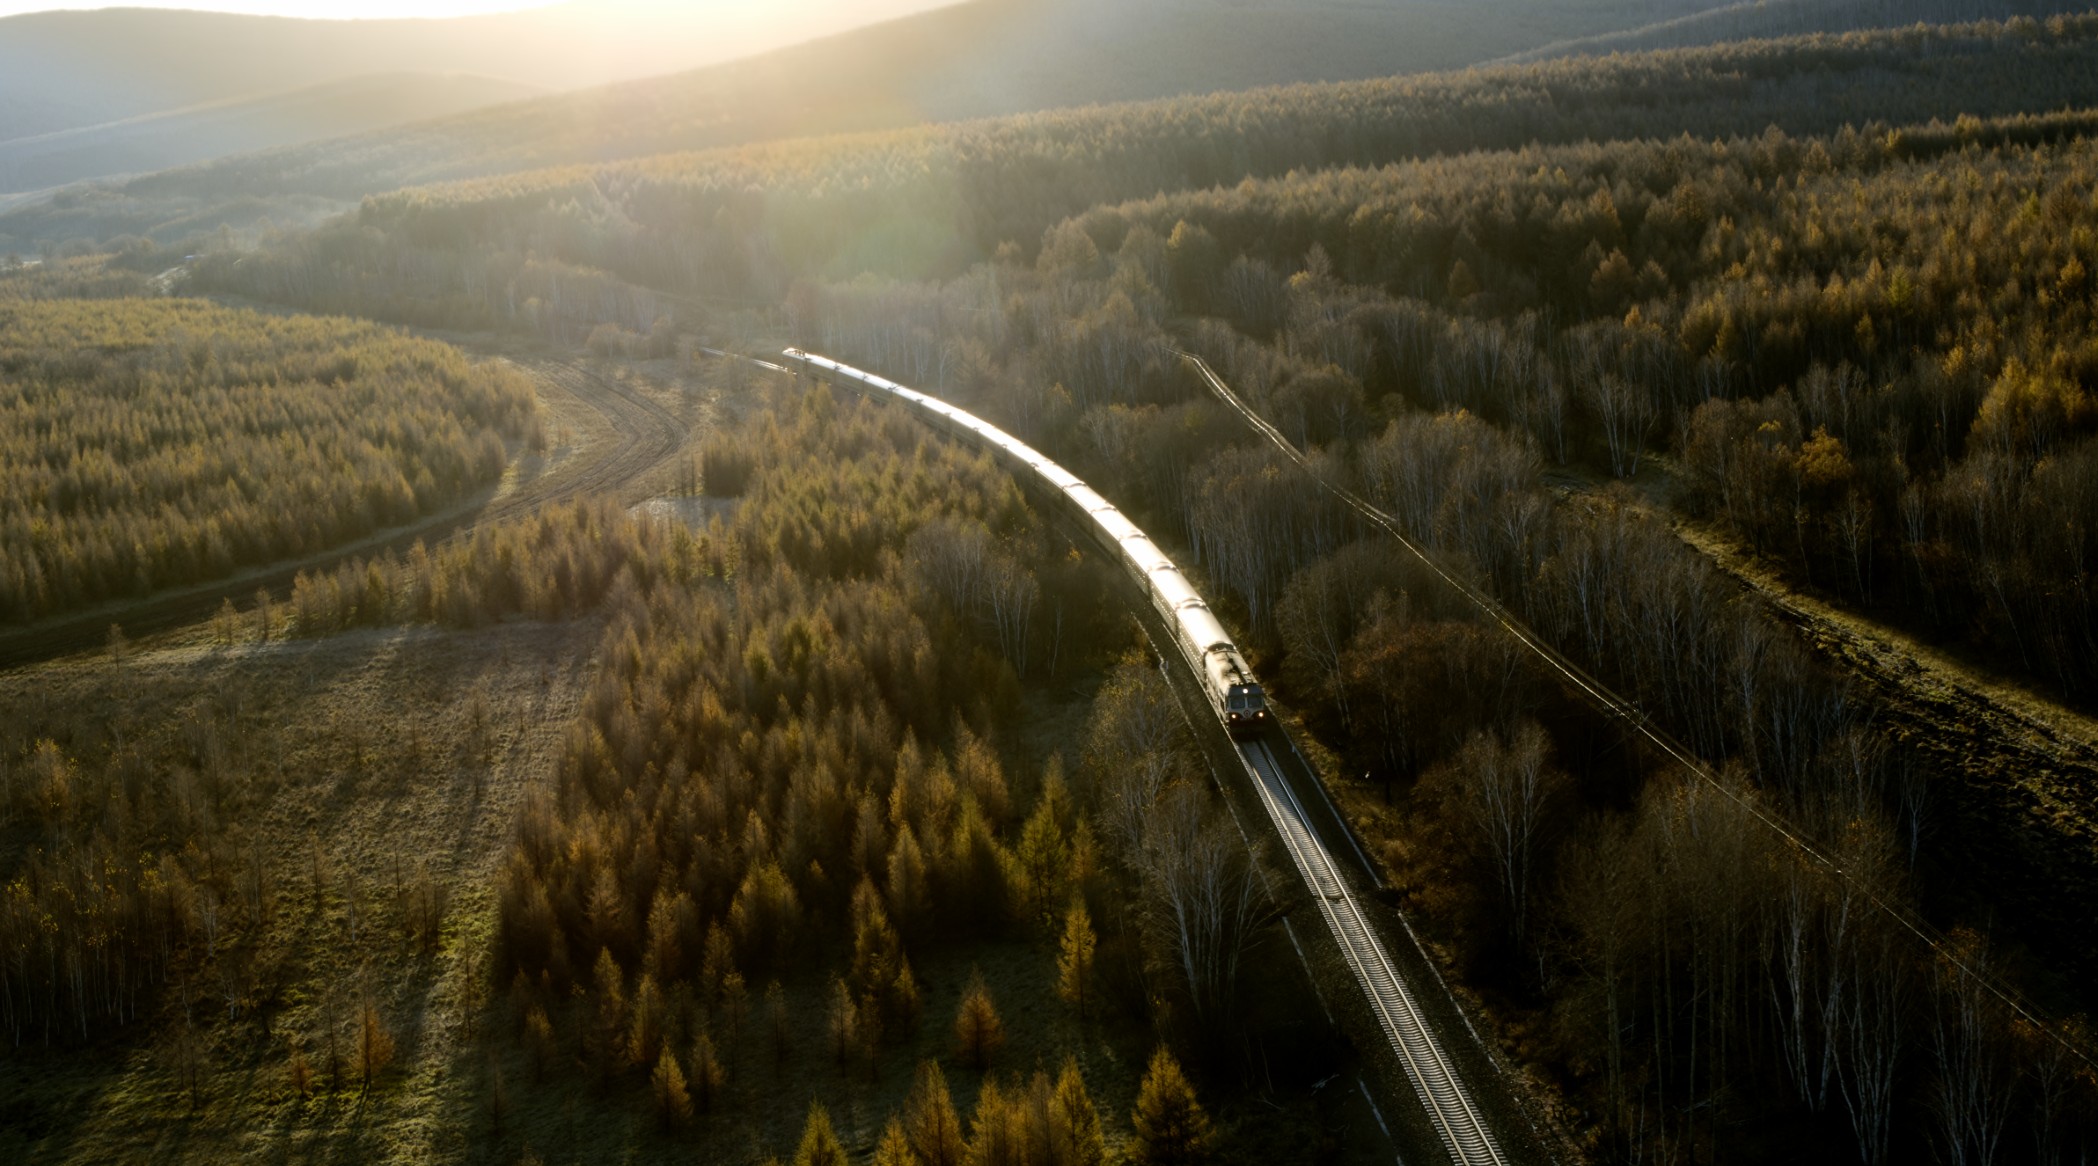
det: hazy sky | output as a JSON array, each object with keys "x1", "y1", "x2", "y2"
[{"x1": 0, "y1": 1, "x2": 560, "y2": 15}]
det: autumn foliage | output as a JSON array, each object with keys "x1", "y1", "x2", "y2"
[{"x1": 0, "y1": 298, "x2": 536, "y2": 623}]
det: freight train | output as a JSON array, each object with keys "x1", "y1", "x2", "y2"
[{"x1": 778, "y1": 348, "x2": 1269, "y2": 736}]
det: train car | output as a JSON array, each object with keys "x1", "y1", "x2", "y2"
[
  {"x1": 1204, "y1": 646, "x2": 1270, "y2": 736},
  {"x1": 777, "y1": 348, "x2": 1270, "y2": 737}
]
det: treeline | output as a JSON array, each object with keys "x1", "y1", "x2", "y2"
[
  {"x1": 1508, "y1": 0, "x2": 2098, "y2": 63},
  {"x1": 0, "y1": 497, "x2": 682, "y2": 1050},
  {"x1": 1040, "y1": 108, "x2": 2098, "y2": 695},
  {"x1": 279, "y1": 498, "x2": 710, "y2": 637},
  {"x1": 1242, "y1": 416, "x2": 2088, "y2": 1163},
  {"x1": 193, "y1": 16, "x2": 2098, "y2": 334},
  {"x1": 0, "y1": 298, "x2": 539, "y2": 624},
  {"x1": 0, "y1": 255, "x2": 157, "y2": 301},
  {"x1": 759, "y1": 1050, "x2": 1212, "y2": 1166}
]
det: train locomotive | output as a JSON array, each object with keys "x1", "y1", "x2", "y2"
[{"x1": 778, "y1": 348, "x2": 1270, "y2": 737}]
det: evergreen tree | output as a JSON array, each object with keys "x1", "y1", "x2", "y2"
[
  {"x1": 690, "y1": 1033, "x2": 726, "y2": 1114},
  {"x1": 793, "y1": 1101, "x2": 849, "y2": 1166},
  {"x1": 1132, "y1": 1046, "x2": 1214, "y2": 1166},
  {"x1": 651, "y1": 1047, "x2": 692, "y2": 1128},
  {"x1": 954, "y1": 969, "x2": 1006, "y2": 1071},
  {"x1": 1055, "y1": 900, "x2": 1097, "y2": 1018},
  {"x1": 906, "y1": 1060, "x2": 969, "y2": 1166},
  {"x1": 873, "y1": 1118, "x2": 917, "y2": 1166},
  {"x1": 967, "y1": 1077, "x2": 1027, "y2": 1166},
  {"x1": 1049, "y1": 1058, "x2": 1107, "y2": 1166}
]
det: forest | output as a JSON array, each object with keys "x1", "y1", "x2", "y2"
[
  {"x1": 192, "y1": 17, "x2": 2098, "y2": 337},
  {"x1": 11, "y1": 6, "x2": 2098, "y2": 1164},
  {"x1": 0, "y1": 297, "x2": 539, "y2": 624},
  {"x1": 481, "y1": 385, "x2": 1312, "y2": 1156},
  {"x1": 663, "y1": 47, "x2": 2098, "y2": 1160},
  {"x1": 778, "y1": 201, "x2": 2098, "y2": 1163}
]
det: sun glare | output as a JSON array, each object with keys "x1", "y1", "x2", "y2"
[{"x1": 0, "y1": 0, "x2": 560, "y2": 17}]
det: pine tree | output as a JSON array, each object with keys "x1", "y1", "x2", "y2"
[
  {"x1": 690, "y1": 1032, "x2": 726, "y2": 1113},
  {"x1": 357, "y1": 998, "x2": 396, "y2": 1094},
  {"x1": 523, "y1": 1003, "x2": 555, "y2": 1082},
  {"x1": 214, "y1": 597, "x2": 241, "y2": 646},
  {"x1": 652, "y1": 1046, "x2": 692, "y2": 1128},
  {"x1": 765, "y1": 979, "x2": 791, "y2": 1064},
  {"x1": 893, "y1": 960, "x2": 923, "y2": 1034},
  {"x1": 828, "y1": 977, "x2": 861, "y2": 1068},
  {"x1": 590, "y1": 947, "x2": 627, "y2": 1079},
  {"x1": 967, "y1": 1076, "x2": 1027, "y2": 1166},
  {"x1": 1013, "y1": 789, "x2": 1070, "y2": 923},
  {"x1": 627, "y1": 973, "x2": 665, "y2": 1068},
  {"x1": 1049, "y1": 1058, "x2": 1107, "y2": 1166},
  {"x1": 1132, "y1": 1046, "x2": 1214, "y2": 1166},
  {"x1": 792, "y1": 1101, "x2": 848, "y2": 1166},
  {"x1": 905, "y1": 1060, "x2": 968, "y2": 1166},
  {"x1": 873, "y1": 1118, "x2": 916, "y2": 1166},
  {"x1": 1055, "y1": 900, "x2": 1097, "y2": 1018},
  {"x1": 954, "y1": 969, "x2": 1006, "y2": 1071}
]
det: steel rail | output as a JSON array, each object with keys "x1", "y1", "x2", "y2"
[
  {"x1": 1241, "y1": 739, "x2": 1506, "y2": 1166},
  {"x1": 765, "y1": 346, "x2": 1510, "y2": 1166}
]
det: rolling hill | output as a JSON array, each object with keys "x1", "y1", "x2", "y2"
[
  {"x1": 1, "y1": 0, "x2": 1755, "y2": 248},
  {"x1": 0, "y1": 0, "x2": 955, "y2": 194},
  {"x1": 0, "y1": 72, "x2": 543, "y2": 196},
  {"x1": 1501, "y1": 0, "x2": 2098, "y2": 62},
  {"x1": 11, "y1": 0, "x2": 2091, "y2": 254}
]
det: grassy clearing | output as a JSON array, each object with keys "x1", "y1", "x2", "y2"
[
  {"x1": 0, "y1": 613, "x2": 1346, "y2": 1164},
  {"x1": 0, "y1": 618, "x2": 601, "y2": 1164}
]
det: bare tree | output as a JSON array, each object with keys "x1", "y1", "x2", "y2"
[
  {"x1": 984, "y1": 552, "x2": 1039, "y2": 674},
  {"x1": 1583, "y1": 374, "x2": 1657, "y2": 479},
  {"x1": 1835, "y1": 918, "x2": 1909, "y2": 1166},
  {"x1": 1429, "y1": 721, "x2": 1568, "y2": 944},
  {"x1": 1931, "y1": 937, "x2": 2017, "y2": 1166},
  {"x1": 1139, "y1": 784, "x2": 1270, "y2": 1024}
]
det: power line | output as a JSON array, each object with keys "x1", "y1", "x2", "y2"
[{"x1": 1174, "y1": 346, "x2": 2098, "y2": 1072}]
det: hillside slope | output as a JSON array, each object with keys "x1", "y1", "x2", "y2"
[
  {"x1": 0, "y1": 0, "x2": 1745, "y2": 248},
  {"x1": 1502, "y1": 0, "x2": 2098, "y2": 62},
  {"x1": 186, "y1": 17, "x2": 2098, "y2": 337},
  {"x1": 0, "y1": 0, "x2": 952, "y2": 191},
  {"x1": 0, "y1": 73, "x2": 542, "y2": 196}
]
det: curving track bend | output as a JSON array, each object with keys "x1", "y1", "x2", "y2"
[{"x1": 766, "y1": 346, "x2": 1512, "y2": 1166}]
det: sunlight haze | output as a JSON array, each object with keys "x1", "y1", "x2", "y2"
[{"x1": 0, "y1": 1, "x2": 557, "y2": 15}]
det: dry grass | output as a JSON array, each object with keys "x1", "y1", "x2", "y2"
[
  {"x1": 0, "y1": 617, "x2": 602, "y2": 1164},
  {"x1": 0, "y1": 609, "x2": 1193, "y2": 1164}
]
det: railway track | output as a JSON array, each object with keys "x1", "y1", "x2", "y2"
[
  {"x1": 760, "y1": 346, "x2": 1517, "y2": 1166},
  {"x1": 1240, "y1": 738, "x2": 1507, "y2": 1166},
  {"x1": 0, "y1": 357, "x2": 684, "y2": 670}
]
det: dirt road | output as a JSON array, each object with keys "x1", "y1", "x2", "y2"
[{"x1": 0, "y1": 356, "x2": 685, "y2": 670}]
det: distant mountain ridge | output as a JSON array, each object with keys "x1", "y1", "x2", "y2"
[
  {"x1": 8, "y1": 0, "x2": 2088, "y2": 253},
  {"x1": 1499, "y1": 0, "x2": 2098, "y2": 62},
  {"x1": 0, "y1": 72, "x2": 543, "y2": 195},
  {"x1": 0, "y1": 0, "x2": 954, "y2": 192},
  {"x1": 0, "y1": 0, "x2": 1752, "y2": 244}
]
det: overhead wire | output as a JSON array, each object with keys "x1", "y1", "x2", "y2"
[{"x1": 1174, "y1": 346, "x2": 2098, "y2": 1072}]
